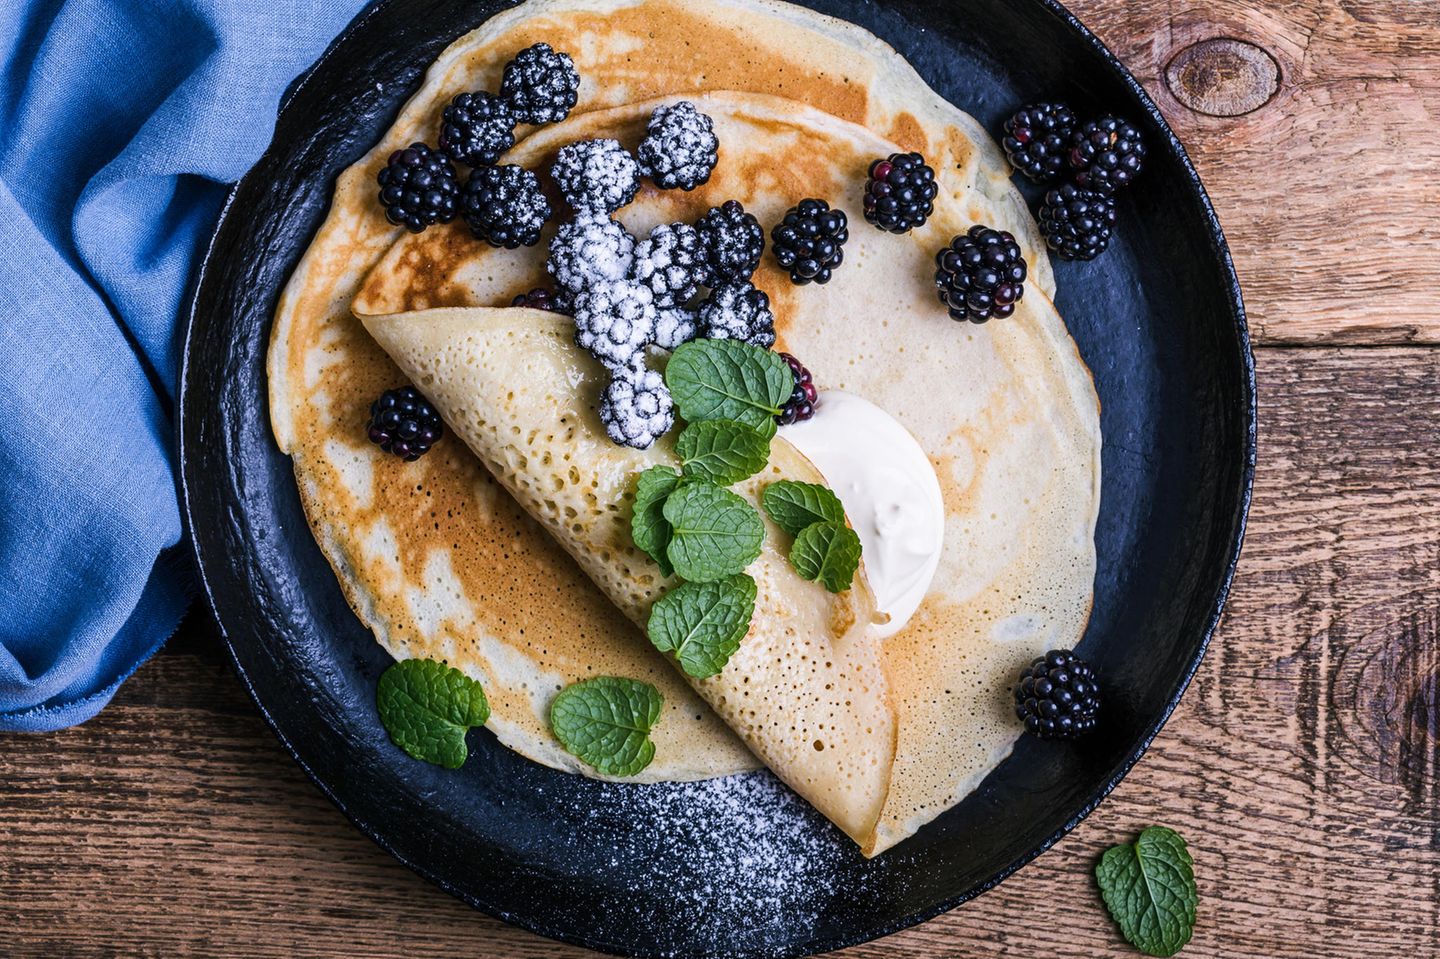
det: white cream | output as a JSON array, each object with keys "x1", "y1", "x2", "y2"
[{"x1": 780, "y1": 391, "x2": 944, "y2": 637}]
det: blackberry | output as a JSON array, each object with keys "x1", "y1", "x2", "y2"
[
  {"x1": 573, "y1": 278, "x2": 657, "y2": 370},
  {"x1": 551, "y1": 138, "x2": 641, "y2": 213},
  {"x1": 653, "y1": 306, "x2": 699, "y2": 351},
  {"x1": 367, "y1": 386, "x2": 443, "y2": 461},
  {"x1": 438, "y1": 91, "x2": 515, "y2": 167},
  {"x1": 771, "y1": 199, "x2": 847, "y2": 285},
  {"x1": 499, "y1": 42, "x2": 580, "y2": 125},
  {"x1": 511, "y1": 287, "x2": 571, "y2": 314},
  {"x1": 863, "y1": 152, "x2": 938, "y2": 233},
  {"x1": 631, "y1": 222, "x2": 706, "y2": 307},
  {"x1": 376, "y1": 143, "x2": 459, "y2": 233},
  {"x1": 637, "y1": 101, "x2": 719, "y2": 191},
  {"x1": 695, "y1": 200, "x2": 764, "y2": 284},
  {"x1": 1001, "y1": 102, "x2": 1076, "y2": 183},
  {"x1": 548, "y1": 212, "x2": 635, "y2": 294},
  {"x1": 776, "y1": 353, "x2": 817, "y2": 425},
  {"x1": 934, "y1": 225, "x2": 1027, "y2": 323},
  {"x1": 461, "y1": 164, "x2": 551, "y2": 248},
  {"x1": 1038, "y1": 184, "x2": 1116, "y2": 261},
  {"x1": 1014, "y1": 649, "x2": 1101, "y2": 739},
  {"x1": 599, "y1": 361, "x2": 674, "y2": 450},
  {"x1": 1069, "y1": 115, "x2": 1146, "y2": 192},
  {"x1": 698, "y1": 282, "x2": 775, "y2": 349}
]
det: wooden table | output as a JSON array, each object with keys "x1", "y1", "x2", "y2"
[{"x1": 4, "y1": 1, "x2": 1438, "y2": 955}]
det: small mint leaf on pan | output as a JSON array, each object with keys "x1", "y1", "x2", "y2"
[
  {"x1": 648, "y1": 574, "x2": 757, "y2": 679},
  {"x1": 631, "y1": 465, "x2": 683, "y2": 575},
  {"x1": 676, "y1": 419, "x2": 771, "y2": 485},
  {"x1": 550, "y1": 676, "x2": 664, "y2": 777},
  {"x1": 376, "y1": 658, "x2": 490, "y2": 769},
  {"x1": 1096, "y1": 826, "x2": 1198, "y2": 957},
  {"x1": 664, "y1": 338, "x2": 791, "y2": 438},
  {"x1": 790, "y1": 521, "x2": 862, "y2": 593},
  {"x1": 761, "y1": 480, "x2": 846, "y2": 537},
  {"x1": 662, "y1": 483, "x2": 764, "y2": 582}
]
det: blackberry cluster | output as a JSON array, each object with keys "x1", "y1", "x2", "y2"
[
  {"x1": 438, "y1": 91, "x2": 515, "y2": 167},
  {"x1": 511, "y1": 287, "x2": 571, "y2": 314},
  {"x1": 631, "y1": 222, "x2": 706, "y2": 307},
  {"x1": 1070, "y1": 115, "x2": 1146, "y2": 192},
  {"x1": 376, "y1": 143, "x2": 460, "y2": 233},
  {"x1": 462, "y1": 164, "x2": 551, "y2": 248},
  {"x1": 697, "y1": 282, "x2": 775, "y2": 349},
  {"x1": 1014, "y1": 649, "x2": 1101, "y2": 740},
  {"x1": 1038, "y1": 184, "x2": 1116, "y2": 262},
  {"x1": 599, "y1": 362, "x2": 674, "y2": 450},
  {"x1": 551, "y1": 138, "x2": 641, "y2": 213},
  {"x1": 776, "y1": 353, "x2": 817, "y2": 425},
  {"x1": 367, "y1": 386, "x2": 443, "y2": 461},
  {"x1": 862, "y1": 152, "x2": 937, "y2": 234},
  {"x1": 771, "y1": 199, "x2": 848, "y2": 285},
  {"x1": 695, "y1": 200, "x2": 764, "y2": 284},
  {"x1": 500, "y1": 42, "x2": 580, "y2": 125},
  {"x1": 572, "y1": 279, "x2": 657, "y2": 370},
  {"x1": 934, "y1": 225, "x2": 1027, "y2": 323},
  {"x1": 1001, "y1": 102, "x2": 1076, "y2": 183},
  {"x1": 547, "y1": 212, "x2": 636, "y2": 294},
  {"x1": 637, "y1": 101, "x2": 719, "y2": 191}
]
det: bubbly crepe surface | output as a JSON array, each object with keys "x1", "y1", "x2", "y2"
[{"x1": 268, "y1": 0, "x2": 1100, "y2": 851}]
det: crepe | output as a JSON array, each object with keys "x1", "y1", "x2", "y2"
[{"x1": 354, "y1": 91, "x2": 1099, "y2": 854}]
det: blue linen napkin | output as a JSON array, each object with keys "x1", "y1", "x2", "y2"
[{"x1": 0, "y1": 0, "x2": 369, "y2": 731}]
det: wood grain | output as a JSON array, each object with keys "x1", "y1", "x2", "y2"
[{"x1": 4, "y1": 346, "x2": 1438, "y2": 957}]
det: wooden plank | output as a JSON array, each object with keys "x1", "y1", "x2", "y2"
[
  {"x1": 2, "y1": 345, "x2": 1437, "y2": 957},
  {"x1": 1066, "y1": 0, "x2": 1440, "y2": 345}
]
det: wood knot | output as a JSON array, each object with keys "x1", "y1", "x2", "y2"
[{"x1": 1164, "y1": 38, "x2": 1279, "y2": 117}]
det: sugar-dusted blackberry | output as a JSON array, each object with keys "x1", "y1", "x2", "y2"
[
  {"x1": 1069, "y1": 115, "x2": 1146, "y2": 192},
  {"x1": 1014, "y1": 648, "x2": 1101, "y2": 739},
  {"x1": 631, "y1": 222, "x2": 706, "y2": 307},
  {"x1": 367, "y1": 386, "x2": 443, "y2": 461},
  {"x1": 1038, "y1": 184, "x2": 1116, "y2": 262},
  {"x1": 695, "y1": 200, "x2": 764, "y2": 284},
  {"x1": 863, "y1": 152, "x2": 938, "y2": 234},
  {"x1": 438, "y1": 91, "x2": 515, "y2": 167},
  {"x1": 376, "y1": 143, "x2": 459, "y2": 233},
  {"x1": 934, "y1": 225, "x2": 1027, "y2": 323},
  {"x1": 1001, "y1": 102, "x2": 1077, "y2": 183},
  {"x1": 551, "y1": 138, "x2": 641, "y2": 213},
  {"x1": 511, "y1": 287, "x2": 572, "y2": 314},
  {"x1": 499, "y1": 42, "x2": 580, "y2": 125},
  {"x1": 653, "y1": 306, "x2": 699, "y2": 351},
  {"x1": 461, "y1": 164, "x2": 551, "y2": 248},
  {"x1": 637, "y1": 101, "x2": 719, "y2": 191},
  {"x1": 776, "y1": 352, "x2": 817, "y2": 425},
  {"x1": 771, "y1": 199, "x2": 848, "y2": 285},
  {"x1": 573, "y1": 278, "x2": 657, "y2": 370},
  {"x1": 547, "y1": 211, "x2": 636, "y2": 294},
  {"x1": 599, "y1": 360, "x2": 674, "y2": 450},
  {"x1": 698, "y1": 282, "x2": 775, "y2": 349}
]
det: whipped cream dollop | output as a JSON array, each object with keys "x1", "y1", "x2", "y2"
[{"x1": 780, "y1": 391, "x2": 944, "y2": 637}]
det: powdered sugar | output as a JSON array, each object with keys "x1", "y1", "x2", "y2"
[
  {"x1": 638, "y1": 101, "x2": 719, "y2": 191},
  {"x1": 598, "y1": 360, "x2": 673, "y2": 449},
  {"x1": 552, "y1": 138, "x2": 641, "y2": 212},
  {"x1": 698, "y1": 281, "x2": 776, "y2": 348},
  {"x1": 548, "y1": 212, "x2": 636, "y2": 294},
  {"x1": 574, "y1": 279, "x2": 658, "y2": 370},
  {"x1": 653, "y1": 306, "x2": 699, "y2": 351}
]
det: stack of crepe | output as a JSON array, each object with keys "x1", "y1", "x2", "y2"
[{"x1": 268, "y1": 0, "x2": 1100, "y2": 856}]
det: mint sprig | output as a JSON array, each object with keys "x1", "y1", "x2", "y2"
[
  {"x1": 761, "y1": 480, "x2": 846, "y2": 536},
  {"x1": 665, "y1": 339, "x2": 792, "y2": 438},
  {"x1": 790, "y1": 521, "x2": 862, "y2": 593},
  {"x1": 631, "y1": 466, "x2": 682, "y2": 576},
  {"x1": 1096, "y1": 826, "x2": 1198, "y2": 957},
  {"x1": 550, "y1": 676, "x2": 664, "y2": 777},
  {"x1": 663, "y1": 483, "x2": 764, "y2": 582},
  {"x1": 648, "y1": 574, "x2": 757, "y2": 678},
  {"x1": 677, "y1": 419, "x2": 771, "y2": 485},
  {"x1": 376, "y1": 658, "x2": 490, "y2": 769}
]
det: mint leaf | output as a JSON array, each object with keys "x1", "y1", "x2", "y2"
[
  {"x1": 662, "y1": 483, "x2": 764, "y2": 582},
  {"x1": 631, "y1": 466, "x2": 682, "y2": 576},
  {"x1": 762, "y1": 481, "x2": 846, "y2": 537},
  {"x1": 790, "y1": 521, "x2": 862, "y2": 592},
  {"x1": 376, "y1": 658, "x2": 490, "y2": 769},
  {"x1": 648, "y1": 575, "x2": 757, "y2": 678},
  {"x1": 676, "y1": 419, "x2": 771, "y2": 485},
  {"x1": 665, "y1": 339, "x2": 791, "y2": 438},
  {"x1": 1096, "y1": 826, "x2": 1198, "y2": 957},
  {"x1": 549, "y1": 676, "x2": 663, "y2": 777}
]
